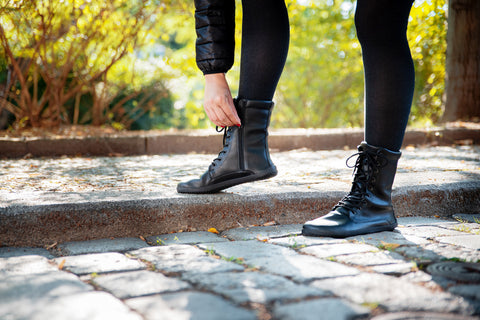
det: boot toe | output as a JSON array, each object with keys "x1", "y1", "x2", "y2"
[{"x1": 302, "y1": 212, "x2": 348, "y2": 237}]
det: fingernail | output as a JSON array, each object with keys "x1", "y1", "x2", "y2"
[{"x1": 236, "y1": 123, "x2": 241, "y2": 127}]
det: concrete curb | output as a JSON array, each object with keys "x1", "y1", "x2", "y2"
[
  {"x1": 1, "y1": 180, "x2": 479, "y2": 247},
  {"x1": 1, "y1": 127, "x2": 480, "y2": 158}
]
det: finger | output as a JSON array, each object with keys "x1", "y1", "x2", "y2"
[
  {"x1": 209, "y1": 97, "x2": 235, "y2": 127},
  {"x1": 224, "y1": 98, "x2": 241, "y2": 126},
  {"x1": 213, "y1": 96, "x2": 239, "y2": 127},
  {"x1": 206, "y1": 103, "x2": 228, "y2": 127},
  {"x1": 216, "y1": 106, "x2": 236, "y2": 127}
]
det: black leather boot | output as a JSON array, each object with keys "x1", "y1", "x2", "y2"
[
  {"x1": 177, "y1": 98, "x2": 277, "y2": 194},
  {"x1": 302, "y1": 142, "x2": 401, "y2": 238}
]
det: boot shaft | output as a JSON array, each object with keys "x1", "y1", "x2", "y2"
[
  {"x1": 235, "y1": 99, "x2": 275, "y2": 171},
  {"x1": 358, "y1": 142, "x2": 401, "y2": 201}
]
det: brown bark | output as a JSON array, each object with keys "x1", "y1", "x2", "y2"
[{"x1": 443, "y1": 0, "x2": 480, "y2": 121}]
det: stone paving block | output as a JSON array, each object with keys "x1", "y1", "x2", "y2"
[
  {"x1": 93, "y1": 270, "x2": 190, "y2": 299},
  {"x1": 396, "y1": 226, "x2": 470, "y2": 239},
  {"x1": 146, "y1": 231, "x2": 229, "y2": 246},
  {"x1": 334, "y1": 251, "x2": 407, "y2": 266},
  {"x1": 442, "y1": 223, "x2": 480, "y2": 235},
  {"x1": 198, "y1": 240, "x2": 359, "y2": 282},
  {"x1": 399, "y1": 270, "x2": 462, "y2": 291},
  {"x1": 371, "y1": 262, "x2": 417, "y2": 275},
  {"x1": 0, "y1": 272, "x2": 140, "y2": 320},
  {"x1": 129, "y1": 245, "x2": 244, "y2": 275},
  {"x1": 0, "y1": 271, "x2": 91, "y2": 302},
  {"x1": 347, "y1": 230, "x2": 429, "y2": 246},
  {"x1": 30, "y1": 291, "x2": 142, "y2": 320},
  {"x1": 396, "y1": 243, "x2": 480, "y2": 263},
  {"x1": 0, "y1": 255, "x2": 58, "y2": 276},
  {"x1": 221, "y1": 224, "x2": 302, "y2": 241},
  {"x1": 397, "y1": 217, "x2": 458, "y2": 227},
  {"x1": 394, "y1": 246, "x2": 446, "y2": 264},
  {"x1": 453, "y1": 214, "x2": 480, "y2": 224},
  {"x1": 268, "y1": 235, "x2": 346, "y2": 248},
  {"x1": 0, "y1": 247, "x2": 54, "y2": 259},
  {"x1": 437, "y1": 235, "x2": 480, "y2": 250},
  {"x1": 57, "y1": 237, "x2": 149, "y2": 255},
  {"x1": 300, "y1": 242, "x2": 379, "y2": 259},
  {"x1": 311, "y1": 273, "x2": 474, "y2": 314},
  {"x1": 371, "y1": 312, "x2": 480, "y2": 320},
  {"x1": 400, "y1": 270, "x2": 459, "y2": 291},
  {"x1": 449, "y1": 285, "x2": 480, "y2": 301},
  {"x1": 125, "y1": 291, "x2": 257, "y2": 320},
  {"x1": 182, "y1": 271, "x2": 329, "y2": 304},
  {"x1": 400, "y1": 271, "x2": 433, "y2": 284},
  {"x1": 272, "y1": 298, "x2": 370, "y2": 320},
  {"x1": 54, "y1": 252, "x2": 146, "y2": 275}
]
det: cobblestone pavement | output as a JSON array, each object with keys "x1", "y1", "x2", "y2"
[
  {"x1": 1, "y1": 145, "x2": 479, "y2": 246},
  {"x1": 1, "y1": 145, "x2": 479, "y2": 195},
  {"x1": 1, "y1": 216, "x2": 480, "y2": 320}
]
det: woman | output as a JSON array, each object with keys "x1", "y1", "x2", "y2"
[{"x1": 177, "y1": 0, "x2": 415, "y2": 238}]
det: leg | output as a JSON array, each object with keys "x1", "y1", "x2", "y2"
[
  {"x1": 238, "y1": 0, "x2": 290, "y2": 101},
  {"x1": 302, "y1": 0, "x2": 414, "y2": 237},
  {"x1": 357, "y1": 0, "x2": 415, "y2": 151},
  {"x1": 177, "y1": 0, "x2": 289, "y2": 194}
]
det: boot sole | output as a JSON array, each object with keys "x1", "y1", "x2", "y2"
[
  {"x1": 301, "y1": 221, "x2": 398, "y2": 238},
  {"x1": 177, "y1": 166, "x2": 277, "y2": 194}
]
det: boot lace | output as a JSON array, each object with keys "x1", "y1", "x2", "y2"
[
  {"x1": 209, "y1": 126, "x2": 233, "y2": 170},
  {"x1": 334, "y1": 148, "x2": 388, "y2": 213}
]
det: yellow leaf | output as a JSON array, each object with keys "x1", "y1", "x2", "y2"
[
  {"x1": 262, "y1": 221, "x2": 276, "y2": 227},
  {"x1": 208, "y1": 227, "x2": 219, "y2": 234},
  {"x1": 380, "y1": 241, "x2": 401, "y2": 250},
  {"x1": 257, "y1": 236, "x2": 268, "y2": 242},
  {"x1": 58, "y1": 259, "x2": 66, "y2": 270}
]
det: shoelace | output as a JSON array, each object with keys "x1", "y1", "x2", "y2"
[
  {"x1": 334, "y1": 149, "x2": 388, "y2": 212},
  {"x1": 209, "y1": 126, "x2": 233, "y2": 169}
]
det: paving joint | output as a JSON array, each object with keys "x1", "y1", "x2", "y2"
[
  {"x1": 1, "y1": 216, "x2": 479, "y2": 319},
  {"x1": 1, "y1": 145, "x2": 479, "y2": 247}
]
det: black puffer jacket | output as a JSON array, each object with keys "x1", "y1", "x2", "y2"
[{"x1": 194, "y1": 0, "x2": 235, "y2": 75}]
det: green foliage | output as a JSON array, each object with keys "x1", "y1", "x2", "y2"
[
  {"x1": 0, "y1": 0, "x2": 448, "y2": 130},
  {"x1": 274, "y1": 0, "x2": 363, "y2": 128},
  {"x1": 163, "y1": 0, "x2": 448, "y2": 129},
  {"x1": 0, "y1": 0, "x2": 174, "y2": 129},
  {"x1": 408, "y1": 0, "x2": 447, "y2": 127}
]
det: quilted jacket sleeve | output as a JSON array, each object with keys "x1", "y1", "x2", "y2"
[{"x1": 194, "y1": 0, "x2": 235, "y2": 74}]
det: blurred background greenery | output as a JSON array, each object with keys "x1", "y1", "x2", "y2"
[{"x1": 0, "y1": 0, "x2": 447, "y2": 131}]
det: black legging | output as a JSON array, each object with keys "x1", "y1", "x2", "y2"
[{"x1": 238, "y1": 0, "x2": 414, "y2": 152}]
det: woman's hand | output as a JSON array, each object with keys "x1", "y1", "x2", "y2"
[{"x1": 203, "y1": 73, "x2": 241, "y2": 127}]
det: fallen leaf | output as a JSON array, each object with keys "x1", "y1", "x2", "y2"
[
  {"x1": 262, "y1": 221, "x2": 276, "y2": 227},
  {"x1": 46, "y1": 242, "x2": 57, "y2": 250},
  {"x1": 257, "y1": 236, "x2": 268, "y2": 242},
  {"x1": 58, "y1": 259, "x2": 66, "y2": 270},
  {"x1": 208, "y1": 227, "x2": 219, "y2": 234},
  {"x1": 380, "y1": 241, "x2": 401, "y2": 250},
  {"x1": 139, "y1": 236, "x2": 146, "y2": 241}
]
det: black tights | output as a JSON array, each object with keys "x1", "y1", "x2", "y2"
[{"x1": 238, "y1": 0, "x2": 414, "y2": 152}]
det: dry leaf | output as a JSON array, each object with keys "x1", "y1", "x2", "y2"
[
  {"x1": 46, "y1": 242, "x2": 57, "y2": 250},
  {"x1": 262, "y1": 221, "x2": 276, "y2": 227},
  {"x1": 257, "y1": 236, "x2": 268, "y2": 242},
  {"x1": 208, "y1": 227, "x2": 219, "y2": 234},
  {"x1": 380, "y1": 241, "x2": 401, "y2": 250},
  {"x1": 139, "y1": 236, "x2": 146, "y2": 241},
  {"x1": 58, "y1": 259, "x2": 66, "y2": 270}
]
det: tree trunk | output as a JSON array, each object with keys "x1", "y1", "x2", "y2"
[{"x1": 443, "y1": 0, "x2": 480, "y2": 122}]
